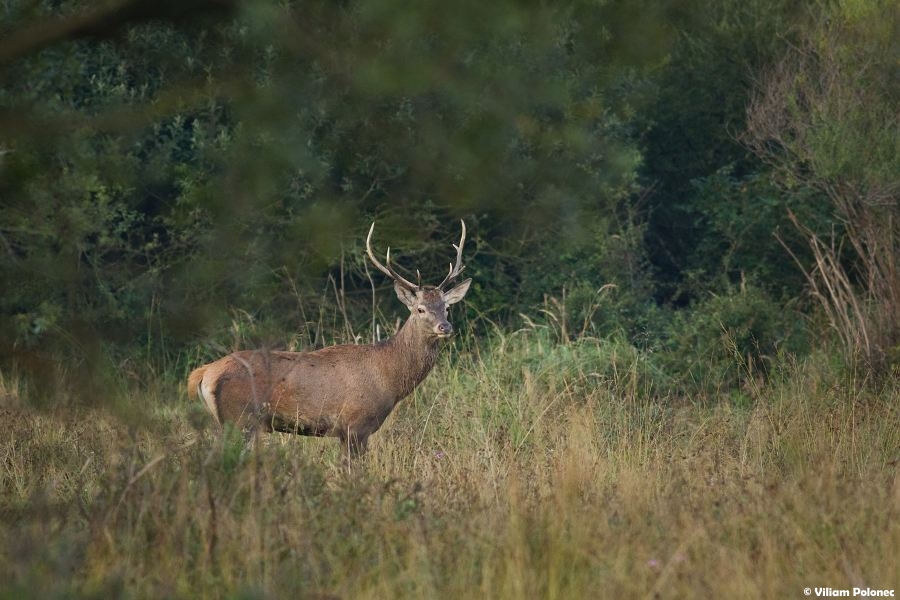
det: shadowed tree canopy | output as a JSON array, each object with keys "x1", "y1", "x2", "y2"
[
  {"x1": 1, "y1": 0, "x2": 897, "y2": 399},
  {"x1": 0, "y1": 0, "x2": 674, "y2": 388}
]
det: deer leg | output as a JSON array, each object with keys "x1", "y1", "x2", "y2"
[
  {"x1": 339, "y1": 429, "x2": 369, "y2": 462},
  {"x1": 239, "y1": 424, "x2": 259, "y2": 458}
]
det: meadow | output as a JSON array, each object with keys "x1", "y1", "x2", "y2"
[{"x1": 1, "y1": 327, "x2": 897, "y2": 598}]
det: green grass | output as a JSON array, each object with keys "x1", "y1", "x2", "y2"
[{"x1": 1, "y1": 331, "x2": 898, "y2": 598}]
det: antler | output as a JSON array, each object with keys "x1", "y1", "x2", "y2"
[
  {"x1": 366, "y1": 222, "x2": 419, "y2": 291},
  {"x1": 437, "y1": 219, "x2": 467, "y2": 290}
]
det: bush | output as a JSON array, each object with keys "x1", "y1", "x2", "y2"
[{"x1": 657, "y1": 283, "x2": 808, "y2": 397}]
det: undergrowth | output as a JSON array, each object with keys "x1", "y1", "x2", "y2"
[{"x1": 0, "y1": 330, "x2": 897, "y2": 598}]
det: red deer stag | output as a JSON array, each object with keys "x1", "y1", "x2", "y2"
[{"x1": 187, "y1": 221, "x2": 471, "y2": 459}]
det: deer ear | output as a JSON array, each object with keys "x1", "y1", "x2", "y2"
[
  {"x1": 442, "y1": 278, "x2": 471, "y2": 305},
  {"x1": 394, "y1": 282, "x2": 418, "y2": 308}
]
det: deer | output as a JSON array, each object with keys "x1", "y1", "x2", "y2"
[{"x1": 187, "y1": 220, "x2": 471, "y2": 459}]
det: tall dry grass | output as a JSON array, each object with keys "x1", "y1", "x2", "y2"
[{"x1": 1, "y1": 332, "x2": 898, "y2": 598}]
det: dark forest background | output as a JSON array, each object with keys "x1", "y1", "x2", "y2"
[{"x1": 2, "y1": 0, "x2": 898, "y2": 402}]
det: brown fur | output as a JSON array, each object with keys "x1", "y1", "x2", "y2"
[{"x1": 188, "y1": 284, "x2": 470, "y2": 458}]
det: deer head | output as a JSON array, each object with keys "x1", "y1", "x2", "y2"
[{"x1": 366, "y1": 220, "x2": 472, "y2": 339}]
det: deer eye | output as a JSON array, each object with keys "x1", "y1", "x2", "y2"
[{"x1": 417, "y1": 306, "x2": 426, "y2": 314}]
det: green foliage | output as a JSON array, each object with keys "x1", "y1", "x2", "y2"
[
  {"x1": 1, "y1": 0, "x2": 661, "y2": 384},
  {"x1": 681, "y1": 166, "x2": 826, "y2": 298},
  {"x1": 1, "y1": 0, "x2": 897, "y2": 397},
  {"x1": 744, "y1": 0, "x2": 900, "y2": 372},
  {"x1": 635, "y1": 0, "x2": 803, "y2": 301},
  {"x1": 658, "y1": 283, "x2": 808, "y2": 395}
]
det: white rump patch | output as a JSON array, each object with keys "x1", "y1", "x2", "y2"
[{"x1": 199, "y1": 376, "x2": 220, "y2": 424}]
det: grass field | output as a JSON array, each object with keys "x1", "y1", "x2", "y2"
[{"x1": 1, "y1": 330, "x2": 898, "y2": 598}]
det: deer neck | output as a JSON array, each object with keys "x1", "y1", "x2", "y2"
[{"x1": 381, "y1": 317, "x2": 441, "y2": 403}]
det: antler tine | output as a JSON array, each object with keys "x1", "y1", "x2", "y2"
[
  {"x1": 438, "y1": 219, "x2": 467, "y2": 290},
  {"x1": 365, "y1": 222, "x2": 390, "y2": 279},
  {"x1": 366, "y1": 222, "x2": 418, "y2": 291}
]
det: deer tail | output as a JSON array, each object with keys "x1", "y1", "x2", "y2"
[
  {"x1": 189, "y1": 365, "x2": 223, "y2": 425},
  {"x1": 187, "y1": 366, "x2": 206, "y2": 403}
]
